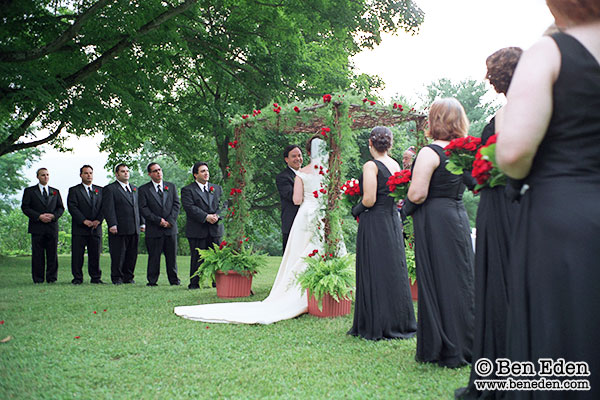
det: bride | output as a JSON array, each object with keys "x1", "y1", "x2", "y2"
[{"x1": 174, "y1": 136, "x2": 332, "y2": 324}]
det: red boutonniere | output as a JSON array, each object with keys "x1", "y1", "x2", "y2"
[
  {"x1": 164, "y1": 185, "x2": 169, "y2": 191},
  {"x1": 51, "y1": 190, "x2": 57, "y2": 196},
  {"x1": 94, "y1": 189, "x2": 99, "y2": 195},
  {"x1": 209, "y1": 186, "x2": 215, "y2": 193},
  {"x1": 132, "y1": 187, "x2": 137, "y2": 192}
]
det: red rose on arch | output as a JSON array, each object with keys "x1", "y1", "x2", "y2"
[
  {"x1": 323, "y1": 94, "x2": 332, "y2": 103},
  {"x1": 293, "y1": 106, "x2": 300, "y2": 113}
]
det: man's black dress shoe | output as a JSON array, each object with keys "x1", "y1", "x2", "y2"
[
  {"x1": 91, "y1": 280, "x2": 104, "y2": 284},
  {"x1": 71, "y1": 280, "x2": 83, "y2": 285},
  {"x1": 123, "y1": 279, "x2": 135, "y2": 284},
  {"x1": 188, "y1": 284, "x2": 200, "y2": 290},
  {"x1": 146, "y1": 283, "x2": 158, "y2": 287}
]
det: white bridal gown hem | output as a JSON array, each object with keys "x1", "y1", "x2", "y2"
[{"x1": 174, "y1": 170, "x2": 328, "y2": 325}]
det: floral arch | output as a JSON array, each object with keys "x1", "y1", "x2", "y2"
[{"x1": 225, "y1": 93, "x2": 427, "y2": 258}]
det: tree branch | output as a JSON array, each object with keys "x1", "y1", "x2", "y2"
[
  {"x1": 0, "y1": 0, "x2": 114, "y2": 63},
  {"x1": 4, "y1": 122, "x2": 66, "y2": 154},
  {"x1": 0, "y1": 107, "x2": 43, "y2": 156}
]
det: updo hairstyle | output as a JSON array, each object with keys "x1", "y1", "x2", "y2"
[
  {"x1": 369, "y1": 126, "x2": 393, "y2": 152},
  {"x1": 486, "y1": 47, "x2": 523, "y2": 95},
  {"x1": 546, "y1": 0, "x2": 600, "y2": 24}
]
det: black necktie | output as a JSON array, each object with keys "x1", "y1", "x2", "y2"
[
  {"x1": 42, "y1": 187, "x2": 48, "y2": 202},
  {"x1": 126, "y1": 185, "x2": 133, "y2": 201},
  {"x1": 88, "y1": 187, "x2": 95, "y2": 207},
  {"x1": 157, "y1": 186, "x2": 163, "y2": 197}
]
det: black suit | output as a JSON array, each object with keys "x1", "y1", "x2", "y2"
[
  {"x1": 275, "y1": 167, "x2": 299, "y2": 252},
  {"x1": 181, "y1": 181, "x2": 224, "y2": 288},
  {"x1": 102, "y1": 181, "x2": 144, "y2": 284},
  {"x1": 21, "y1": 185, "x2": 65, "y2": 283},
  {"x1": 67, "y1": 184, "x2": 104, "y2": 283},
  {"x1": 138, "y1": 181, "x2": 180, "y2": 285}
]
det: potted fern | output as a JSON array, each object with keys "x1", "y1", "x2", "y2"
[
  {"x1": 296, "y1": 252, "x2": 355, "y2": 317},
  {"x1": 192, "y1": 239, "x2": 266, "y2": 298}
]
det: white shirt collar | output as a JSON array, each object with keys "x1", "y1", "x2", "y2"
[
  {"x1": 117, "y1": 180, "x2": 130, "y2": 191},
  {"x1": 154, "y1": 181, "x2": 163, "y2": 191},
  {"x1": 288, "y1": 166, "x2": 299, "y2": 175},
  {"x1": 195, "y1": 181, "x2": 207, "y2": 191},
  {"x1": 38, "y1": 183, "x2": 48, "y2": 194},
  {"x1": 83, "y1": 183, "x2": 93, "y2": 191}
]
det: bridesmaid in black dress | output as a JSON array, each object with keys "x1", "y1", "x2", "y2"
[
  {"x1": 456, "y1": 47, "x2": 522, "y2": 400},
  {"x1": 403, "y1": 98, "x2": 475, "y2": 368},
  {"x1": 497, "y1": 2, "x2": 600, "y2": 398},
  {"x1": 348, "y1": 126, "x2": 417, "y2": 341}
]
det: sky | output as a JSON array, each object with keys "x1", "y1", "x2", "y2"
[{"x1": 18, "y1": 0, "x2": 554, "y2": 198}]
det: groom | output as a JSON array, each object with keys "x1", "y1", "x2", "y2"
[{"x1": 275, "y1": 144, "x2": 303, "y2": 253}]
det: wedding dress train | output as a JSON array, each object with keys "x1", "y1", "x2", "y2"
[{"x1": 174, "y1": 170, "x2": 324, "y2": 324}]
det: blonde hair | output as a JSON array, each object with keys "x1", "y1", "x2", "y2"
[{"x1": 427, "y1": 98, "x2": 469, "y2": 140}]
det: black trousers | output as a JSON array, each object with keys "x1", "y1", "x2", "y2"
[
  {"x1": 282, "y1": 232, "x2": 290, "y2": 255},
  {"x1": 108, "y1": 234, "x2": 138, "y2": 283},
  {"x1": 71, "y1": 234, "x2": 102, "y2": 282},
  {"x1": 31, "y1": 233, "x2": 58, "y2": 283},
  {"x1": 187, "y1": 235, "x2": 221, "y2": 288},
  {"x1": 145, "y1": 235, "x2": 179, "y2": 285}
]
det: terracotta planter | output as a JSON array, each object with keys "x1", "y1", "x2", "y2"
[
  {"x1": 215, "y1": 270, "x2": 253, "y2": 298},
  {"x1": 307, "y1": 289, "x2": 352, "y2": 318},
  {"x1": 409, "y1": 280, "x2": 418, "y2": 301}
]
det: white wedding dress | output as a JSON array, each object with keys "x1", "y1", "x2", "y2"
[{"x1": 174, "y1": 170, "x2": 325, "y2": 324}]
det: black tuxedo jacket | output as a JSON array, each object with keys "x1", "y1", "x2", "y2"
[
  {"x1": 67, "y1": 184, "x2": 104, "y2": 237},
  {"x1": 138, "y1": 181, "x2": 179, "y2": 238},
  {"x1": 102, "y1": 181, "x2": 144, "y2": 235},
  {"x1": 181, "y1": 182, "x2": 224, "y2": 239},
  {"x1": 21, "y1": 185, "x2": 65, "y2": 236},
  {"x1": 275, "y1": 167, "x2": 299, "y2": 235}
]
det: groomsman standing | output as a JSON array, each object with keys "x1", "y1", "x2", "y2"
[
  {"x1": 102, "y1": 164, "x2": 144, "y2": 284},
  {"x1": 275, "y1": 145, "x2": 303, "y2": 252},
  {"x1": 138, "y1": 162, "x2": 181, "y2": 286},
  {"x1": 181, "y1": 162, "x2": 224, "y2": 289},
  {"x1": 67, "y1": 165, "x2": 104, "y2": 284},
  {"x1": 21, "y1": 168, "x2": 65, "y2": 283}
]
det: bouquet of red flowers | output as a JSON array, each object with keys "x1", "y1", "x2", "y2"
[
  {"x1": 471, "y1": 134, "x2": 506, "y2": 191},
  {"x1": 386, "y1": 169, "x2": 412, "y2": 201},
  {"x1": 340, "y1": 178, "x2": 361, "y2": 206},
  {"x1": 444, "y1": 135, "x2": 482, "y2": 175}
]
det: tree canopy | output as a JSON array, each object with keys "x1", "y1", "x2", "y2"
[{"x1": 0, "y1": 0, "x2": 424, "y2": 158}]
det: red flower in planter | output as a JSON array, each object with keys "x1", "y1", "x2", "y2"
[
  {"x1": 74, "y1": 336, "x2": 80, "y2": 339},
  {"x1": 362, "y1": 98, "x2": 368, "y2": 103},
  {"x1": 219, "y1": 241, "x2": 228, "y2": 249},
  {"x1": 293, "y1": 106, "x2": 300, "y2": 113},
  {"x1": 323, "y1": 94, "x2": 332, "y2": 103},
  {"x1": 242, "y1": 115, "x2": 249, "y2": 119},
  {"x1": 0, "y1": 320, "x2": 4, "y2": 325},
  {"x1": 369, "y1": 100, "x2": 376, "y2": 106}
]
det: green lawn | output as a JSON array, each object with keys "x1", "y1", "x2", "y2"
[{"x1": 0, "y1": 254, "x2": 469, "y2": 399}]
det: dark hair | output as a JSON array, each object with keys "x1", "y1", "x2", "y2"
[
  {"x1": 147, "y1": 162, "x2": 159, "y2": 173},
  {"x1": 192, "y1": 162, "x2": 208, "y2": 175},
  {"x1": 283, "y1": 144, "x2": 301, "y2": 159},
  {"x1": 305, "y1": 134, "x2": 323, "y2": 155},
  {"x1": 36, "y1": 167, "x2": 48, "y2": 176},
  {"x1": 547, "y1": 0, "x2": 600, "y2": 24},
  {"x1": 80, "y1": 165, "x2": 93, "y2": 174},
  {"x1": 486, "y1": 47, "x2": 523, "y2": 95},
  {"x1": 114, "y1": 163, "x2": 128, "y2": 174},
  {"x1": 369, "y1": 126, "x2": 393, "y2": 152}
]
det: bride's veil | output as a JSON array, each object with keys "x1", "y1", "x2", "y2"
[{"x1": 310, "y1": 137, "x2": 328, "y2": 166}]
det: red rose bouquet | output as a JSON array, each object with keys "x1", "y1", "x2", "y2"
[
  {"x1": 386, "y1": 169, "x2": 412, "y2": 201},
  {"x1": 471, "y1": 134, "x2": 506, "y2": 191},
  {"x1": 444, "y1": 135, "x2": 482, "y2": 175},
  {"x1": 340, "y1": 178, "x2": 360, "y2": 206}
]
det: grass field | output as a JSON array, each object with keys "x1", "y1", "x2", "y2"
[{"x1": 0, "y1": 254, "x2": 469, "y2": 399}]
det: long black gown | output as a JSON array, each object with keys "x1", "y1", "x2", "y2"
[
  {"x1": 413, "y1": 144, "x2": 475, "y2": 368},
  {"x1": 504, "y1": 32, "x2": 600, "y2": 400},
  {"x1": 348, "y1": 159, "x2": 417, "y2": 340},
  {"x1": 456, "y1": 119, "x2": 519, "y2": 399}
]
